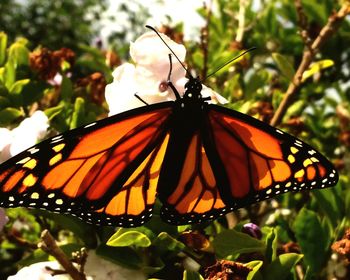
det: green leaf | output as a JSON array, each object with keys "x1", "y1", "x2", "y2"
[
  {"x1": 183, "y1": 270, "x2": 204, "y2": 280},
  {"x1": 9, "y1": 79, "x2": 30, "y2": 94},
  {"x1": 302, "y1": 0, "x2": 328, "y2": 23},
  {"x1": 8, "y1": 39, "x2": 29, "y2": 66},
  {"x1": 244, "y1": 70, "x2": 269, "y2": 99},
  {"x1": 264, "y1": 253, "x2": 303, "y2": 280},
  {"x1": 96, "y1": 244, "x2": 142, "y2": 269},
  {"x1": 60, "y1": 76, "x2": 73, "y2": 100},
  {"x1": 3, "y1": 61, "x2": 15, "y2": 89},
  {"x1": 70, "y1": 97, "x2": 85, "y2": 129},
  {"x1": 107, "y1": 228, "x2": 152, "y2": 248},
  {"x1": 44, "y1": 104, "x2": 65, "y2": 121},
  {"x1": 272, "y1": 53, "x2": 295, "y2": 81},
  {"x1": 265, "y1": 227, "x2": 278, "y2": 262},
  {"x1": 0, "y1": 107, "x2": 23, "y2": 125},
  {"x1": 246, "y1": 260, "x2": 263, "y2": 280},
  {"x1": 312, "y1": 189, "x2": 342, "y2": 228},
  {"x1": 272, "y1": 89, "x2": 284, "y2": 110},
  {"x1": 293, "y1": 208, "x2": 328, "y2": 273},
  {"x1": 265, "y1": 6, "x2": 278, "y2": 36},
  {"x1": 213, "y1": 229, "x2": 265, "y2": 258},
  {"x1": 153, "y1": 232, "x2": 185, "y2": 254},
  {"x1": 302, "y1": 60, "x2": 334, "y2": 82},
  {"x1": 0, "y1": 32, "x2": 7, "y2": 66},
  {"x1": 283, "y1": 100, "x2": 305, "y2": 121}
]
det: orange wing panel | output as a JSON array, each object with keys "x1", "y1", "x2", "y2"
[
  {"x1": 165, "y1": 133, "x2": 227, "y2": 216},
  {"x1": 2, "y1": 170, "x2": 26, "y2": 192},
  {"x1": 98, "y1": 134, "x2": 170, "y2": 224},
  {"x1": 70, "y1": 111, "x2": 164, "y2": 158},
  {"x1": 221, "y1": 115, "x2": 283, "y2": 159}
]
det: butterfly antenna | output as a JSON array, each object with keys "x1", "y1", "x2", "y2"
[
  {"x1": 203, "y1": 47, "x2": 257, "y2": 81},
  {"x1": 145, "y1": 25, "x2": 192, "y2": 78}
]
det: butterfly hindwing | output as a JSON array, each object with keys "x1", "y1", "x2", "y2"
[
  {"x1": 0, "y1": 103, "x2": 173, "y2": 226},
  {"x1": 158, "y1": 130, "x2": 232, "y2": 225},
  {"x1": 157, "y1": 103, "x2": 234, "y2": 225}
]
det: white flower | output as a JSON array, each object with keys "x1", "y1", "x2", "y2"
[
  {"x1": 82, "y1": 251, "x2": 146, "y2": 280},
  {"x1": 8, "y1": 251, "x2": 146, "y2": 280},
  {"x1": 105, "y1": 31, "x2": 227, "y2": 116},
  {"x1": 0, "y1": 111, "x2": 49, "y2": 163},
  {"x1": 7, "y1": 261, "x2": 69, "y2": 280}
]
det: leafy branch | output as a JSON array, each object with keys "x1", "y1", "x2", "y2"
[{"x1": 270, "y1": 2, "x2": 350, "y2": 127}]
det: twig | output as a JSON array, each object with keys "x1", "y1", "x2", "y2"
[
  {"x1": 5, "y1": 229, "x2": 38, "y2": 250},
  {"x1": 38, "y1": 230, "x2": 86, "y2": 280},
  {"x1": 294, "y1": 0, "x2": 312, "y2": 48},
  {"x1": 270, "y1": 3, "x2": 350, "y2": 127}
]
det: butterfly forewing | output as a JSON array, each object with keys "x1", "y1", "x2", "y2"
[{"x1": 0, "y1": 103, "x2": 173, "y2": 226}]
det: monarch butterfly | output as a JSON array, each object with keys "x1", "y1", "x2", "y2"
[{"x1": 0, "y1": 29, "x2": 338, "y2": 228}]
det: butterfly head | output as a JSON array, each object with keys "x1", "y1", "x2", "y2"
[{"x1": 184, "y1": 76, "x2": 203, "y2": 99}]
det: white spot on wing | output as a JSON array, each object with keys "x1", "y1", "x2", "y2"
[
  {"x1": 84, "y1": 122, "x2": 97, "y2": 128},
  {"x1": 28, "y1": 147, "x2": 40, "y2": 154},
  {"x1": 16, "y1": 157, "x2": 31, "y2": 165}
]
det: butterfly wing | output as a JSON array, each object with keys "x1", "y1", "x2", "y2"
[
  {"x1": 158, "y1": 130, "x2": 232, "y2": 225},
  {"x1": 0, "y1": 102, "x2": 173, "y2": 227},
  {"x1": 206, "y1": 104, "x2": 338, "y2": 207},
  {"x1": 158, "y1": 103, "x2": 338, "y2": 225},
  {"x1": 157, "y1": 104, "x2": 235, "y2": 225}
]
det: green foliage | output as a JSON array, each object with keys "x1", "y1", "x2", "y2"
[
  {"x1": 213, "y1": 229, "x2": 265, "y2": 258},
  {"x1": 293, "y1": 208, "x2": 329, "y2": 274},
  {"x1": 107, "y1": 227, "x2": 152, "y2": 248},
  {"x1": 0, "y1": 0, "x2": 108, "y2": 52},
  {"x1": 0, "y1": 0, "x2": 349, "y2": 279},
  {"x1": 183, "y1": 270, "x2": 204, "y2": 280},
  {"x1": 264, "y1": 253, "x2": 304, "y2": 280}
]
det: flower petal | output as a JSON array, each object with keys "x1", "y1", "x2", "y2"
[
  {"x1": 201, "y1": 85, "x2": 228, "y2": 104},
  {"x1": 130, "y1": 32, "x2": 186, "y2": 68},
  {"x1": 10, "y1": 111, "x2": 48, "y2": 157},
  {"x1": 105, "y1": 63, "x2": 144, "y2": 116}
]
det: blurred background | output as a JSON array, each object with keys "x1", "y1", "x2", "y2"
[{"x1": 0, "y1": 0, "x2": 349, "y2": 279}]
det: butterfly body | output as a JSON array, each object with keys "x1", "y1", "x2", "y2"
[{"x1": 0, "y1": 76, "x2": 338, "y2": 227}]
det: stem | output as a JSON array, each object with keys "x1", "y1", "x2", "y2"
[
  {"x1": 38, "y1": 230, "x2": 86, "y2": 280},
  {"x1": 294, "y1": 0, "x2": 312, "y2": 48}
]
